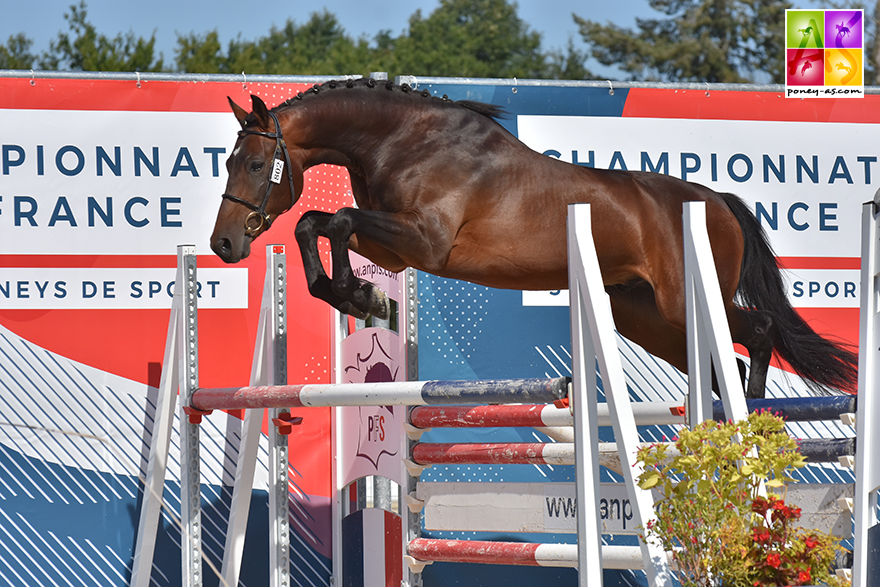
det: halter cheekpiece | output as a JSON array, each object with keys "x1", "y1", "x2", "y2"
[{"x1": 221, "y1": 110, "x2": 296, "y2": 238}]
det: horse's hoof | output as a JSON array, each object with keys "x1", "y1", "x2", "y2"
[{"x1": 369, "y1": 289, "x2": 390, "y2": 321}]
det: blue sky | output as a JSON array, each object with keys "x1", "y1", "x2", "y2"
[{"x1": 3, "y1": 0, "x2": 655, "y2": 76}]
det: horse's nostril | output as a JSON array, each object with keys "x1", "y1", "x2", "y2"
[{"x1": 212, "y1": 237, "x2": 233, "y2": 262}]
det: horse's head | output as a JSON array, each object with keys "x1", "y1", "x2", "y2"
[{"x1": 211, "y1": 95, "x2": 304, "y2": 263}]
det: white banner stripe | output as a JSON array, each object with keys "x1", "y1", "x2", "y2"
[
  {"x1": 0, "y1": 330, "x2": 139, "y2": 484},
  {"x1": 67, "y1": 537, "x2": 115, "y2": 586},
  {"x1": 0, "y1": 548, "x2": 35, "y2": 586},
  {"x1": 288, "y1": 533, "x2": 327, "y2": 587},
  {"x1": 39, "y1": 358, "x2": 143, "y2": 482},
  {"x1": 0, "y1": 429, "x2": 62, "y2": 503},
  {"x1": 85, "y1": 538, "x2": 128, "y2": 583},
  {"x1": 6, "y1": 511, "x2": 73, "y2": 586},
  {"x1": 0, "y1": 365, "x2": 97, "y2": 504},
  {"x1": 0, "y1": 524, "x2": 61, "y2": 587},
  {"x1": 1, "y1": 355, "x2": 117, "y2": 502}
]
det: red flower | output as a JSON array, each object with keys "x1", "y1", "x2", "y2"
[
  {"x1": 771, "y1": 500, "x2": 792, "y2": 521},
  {"x1": 752, "y1": 497, "x2": 769, "y2": 515},
  {"x1": 752, "y1": 527, "x2": 771, "y2": 543},
  {"x1": 798, "y1": 569, "x2": 811, "y2": 583},
  {"x1": 804, "y1": 536, "x2": 818, "y2": 549},
  {"x1": 766, "y1": 552, "x2": 782, "y2": 569}
]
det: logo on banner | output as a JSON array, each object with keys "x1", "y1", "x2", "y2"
[
  {"x1": 344, "y1": 332, "x2": 401, "y2": 468},
  {"x1": 785, "y1": 9, "x2": 864, "y2": 97}
]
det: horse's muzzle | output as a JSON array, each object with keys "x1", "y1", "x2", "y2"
[{"x1": 211, "y1": 236, "x2": 249, "y2": 263}]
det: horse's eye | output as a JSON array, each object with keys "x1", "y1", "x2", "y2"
[{"x1": 250, "y1": 161, "x2": 264, "y2": 172}]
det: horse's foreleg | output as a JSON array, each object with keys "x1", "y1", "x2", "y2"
[
  {"x1": 294, "y1": 210, "x2": 370, "y2": 319},
  {"x1": 323, "y1": 208, "x2": 392, "y2": 320}
]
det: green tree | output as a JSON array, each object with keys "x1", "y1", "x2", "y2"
[
  {"x1": 386, "y1": 0, "x2": 550, "y2": 78},
  {"x1": 170, "y1": 1, "x2": 591, "y2": 79},
  {"x1": 175, "y1": 30, "x2": 225, "y2": 73},
  {"x1": 0, "y1": 33, "x2": 36, "y2": 69},
  {"x1": 575, "y1": 0, "x2": 791, "y2": 83},
  {"x1": 39, "y1": 1, "x2": 164, "y2": 72},
  {"x1": 254, "y1": 10, "x2": 373, "y2": 75},
  {"x1": 544, "y1": 39, "x2": 593, "y2": 80},
  {"x1": 6, "y1": 0, "x2": 592, "y2": 79},
  {"x1": 174, "y1": 11, "x2": 373, "y2": 75}
]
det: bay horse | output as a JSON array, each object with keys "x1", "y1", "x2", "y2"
[{"x1": 210, "y1": 78, "x2": 857, "y2": 399}]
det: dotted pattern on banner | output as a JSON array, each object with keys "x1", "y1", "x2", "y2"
[
  {"x1": 299, "y1": 166, "x2": 355, "y2": 269},
  {"x1": 300, "y1": 355, "x2": 330, "y2": 383},
  {"x1": 429, "y1": 279, "x2": 490, "y2": 361},
  {"x1": 418, "y1": 278, "x2": 474, "y2": 377},
  {"x1": 300, "y1": 166, "x2": 354, "y2": 213},
  {"x1": 245, "y1": 82, "x2": 319, "y2": 106}
]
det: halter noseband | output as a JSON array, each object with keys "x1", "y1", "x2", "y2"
[{"x1": 222, "y1": 110, "x2": 296, "y2": 238}]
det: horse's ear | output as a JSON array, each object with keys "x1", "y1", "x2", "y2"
[
  {"x1": 250, "y1": 95, "x2": 271, "y2": 128},
  {"x1": 228, "y1": 97, "x2": 248, "y2": 128}
]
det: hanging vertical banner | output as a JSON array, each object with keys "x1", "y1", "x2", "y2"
[{"x1": 337, "y1": 251, "x2": 408, "y2": 488}]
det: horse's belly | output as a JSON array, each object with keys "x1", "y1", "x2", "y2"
[{"x1": 438, "y1": 242, "x2": 570, "y2": 291}]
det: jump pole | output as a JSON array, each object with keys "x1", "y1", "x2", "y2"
[
  {"x1": 191, "y1": 378, "x2": 568, "y2": 411},
  {"x1": 407, "y1": 439, "x2": 854, "y2": 468},
  {"x1": 406, "y1": 539, "x2": 665, "y2": 571},
  {"x1": 406, "y1": 395, "x2": 856, "y2": 430}
]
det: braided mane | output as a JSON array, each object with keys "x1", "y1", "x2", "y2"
[{"x1": 276, "y1": 77, "x2": 508, "y2": 121}]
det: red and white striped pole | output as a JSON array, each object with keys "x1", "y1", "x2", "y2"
[{"x1": 409, "y1": 402, "x2": 685, "y2": 429}]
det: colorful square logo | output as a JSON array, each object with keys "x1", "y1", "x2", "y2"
[{"x1": 785, "y1": 9, "x2": 864, "y2": 97}]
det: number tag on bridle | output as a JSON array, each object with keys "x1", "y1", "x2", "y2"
[{"x1": 270, "y1": 158, "x2": 284, "y2": 184}]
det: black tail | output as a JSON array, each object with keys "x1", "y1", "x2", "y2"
[{"x1": 720, "y1": 192, "x2": 858, "y2": 395}]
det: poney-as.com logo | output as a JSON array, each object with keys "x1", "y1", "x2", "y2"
[{"x1": 785, "y1": 9, "x2": 864, "y2": 98}]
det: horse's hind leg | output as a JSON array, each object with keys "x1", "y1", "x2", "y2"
[
  {"x1": 295, "y1": 210, "x2": 373, "y2": 319},
  {"x1": 608, "y1": 284, "x2": 691, "y2": 376},
  {"x1": 728, "y1": 308, "x2": 775, "y2": 399}
]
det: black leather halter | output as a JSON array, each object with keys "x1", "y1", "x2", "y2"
[{"x1": 222, "y1": 110, "x2": 296, "y2": 237}]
